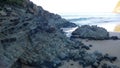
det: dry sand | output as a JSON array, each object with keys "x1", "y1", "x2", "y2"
[{"x1": 59, "y1": 32, "x2": 120, "y2": 68}]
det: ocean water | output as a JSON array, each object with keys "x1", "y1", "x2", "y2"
[{"x1": 61, "y1": 12, "x2": 120, "y2": 32}]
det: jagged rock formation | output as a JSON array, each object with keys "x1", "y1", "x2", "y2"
[
  {"x1": 0, "y1": 0, "x2": 77, "y2": 68},
  {"x1": 0, "y1": 0, "x2": 118, "y2": 68},
  {"x1": 72, "y1": 25, "x2": 109, "y2": 40}
]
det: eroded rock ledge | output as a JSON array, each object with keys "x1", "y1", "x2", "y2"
[{"x1": 0, "y1": 0, "x2": 119, "y2": 68}]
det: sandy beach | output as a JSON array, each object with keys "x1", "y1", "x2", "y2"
[
  {"x1": 59, "y1": 32, "x2": 120, "y2": 68},
  {"x1": 81, "y1": 32, "x2": 120, "y2": 67},
  {"x1": 21, "y1": 32, "x2": 120, "y2": 68}
]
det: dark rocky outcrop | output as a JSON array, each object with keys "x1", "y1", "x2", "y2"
[
  {"x1": 104, "y1": 54, "x2": 117, "y2": 62},
  {"x1": 0, "y1": 0, "x2": 77, "y2": 68},
  {"x1": 72, "y1": 25, "x2": 109, "y2": 40},
  {"x1": 102, "y1": 63, "x2": 119, "y2": 68},
  {"x1": 0, "y1": 0, "x2": 119, "y2": 68},
  {"x1": 110, "y1": 36, "x2": 120, "y2": 40}
]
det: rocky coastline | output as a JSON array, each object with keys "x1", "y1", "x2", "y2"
[
  {"x1": 71, "y1": 25, "x2": 120, "y2": 40},
  {"x1": 0, "y1": 0, "x2": 119, "y2": 68}
]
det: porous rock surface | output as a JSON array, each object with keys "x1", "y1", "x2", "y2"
[
  {"x1": 0, "y1": 0, "x2": 76, "y2": 68},
  {"x1": 72, "y1": 25, "x2": 109, "y2": 40},
  {"x1": 0, "y1": 0, "x2": 118, "y2": 68}
]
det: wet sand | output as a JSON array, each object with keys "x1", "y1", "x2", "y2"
[
  {"x1": 59, "y1": 32, "x2": 120, "y2": 68},
  {"x1": 81, "y1": 32, "x2": 120, "y2": 67},
  {"x1": 23, "y1": 32, "x2": 120, "y2": 68}
]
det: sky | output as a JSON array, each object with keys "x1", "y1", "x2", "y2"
[{"x1": 30, "y1": 0, "x2": 119, "y2": 14}]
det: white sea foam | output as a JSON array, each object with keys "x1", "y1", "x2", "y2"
[{"x1": 61, "y1": 12, "x2": 120, "y2": 32}]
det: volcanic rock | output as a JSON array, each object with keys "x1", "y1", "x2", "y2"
[
  {"x1": 0, "y1": 0, "x2": 118, "y2": 68},
  {"x1": 72, "y1": 25, "x2": 109, "y2": 40}
]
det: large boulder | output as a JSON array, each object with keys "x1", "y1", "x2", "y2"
[{"x1": 72, "y1": 25, "x2": 109, "y2": 40}]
